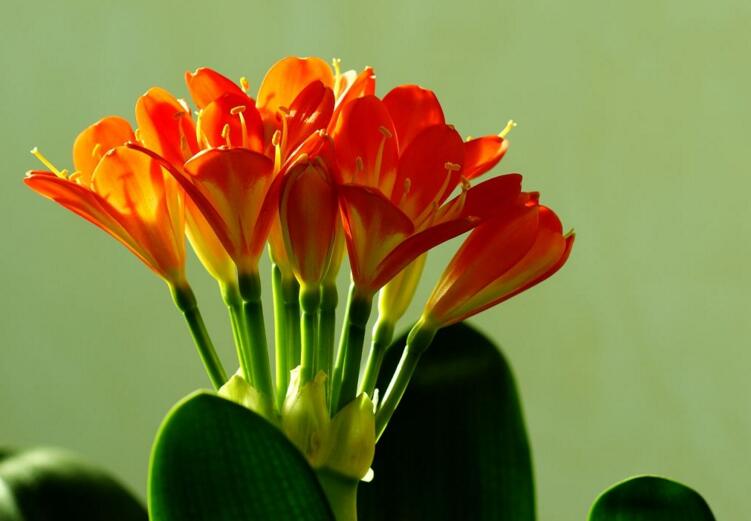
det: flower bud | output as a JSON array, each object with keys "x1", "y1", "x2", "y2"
[
  {"x1": 218, "y1": 370, "x2": 276, "y2": 423},
  {"x1": 281, "y1": 368, "x2": 331, "y2": 467},
  {"x1": 324, "y1": 393, "x2": 375, "y2": 480}
]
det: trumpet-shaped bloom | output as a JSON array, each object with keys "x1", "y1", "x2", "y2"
[
  {"x1": 332, "y1": 95, "x2": 523, "y2": 294},
  {"x1": 279, "y1": 158, "x2": 339, "y2": 288},
  {"x1": 422, "y1": 202, "x2": 575, "y2": 328},
  {"x1": 26, "y1": 145, "x2": 186, "y2": 285}
]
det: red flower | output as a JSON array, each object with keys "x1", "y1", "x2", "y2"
[
  {"x1": 422, "y1": 201, "x2": 574, "y2": 328},
  {"x1": 331, "y1": 91, "x2": 521, "y2": 295},
  {"x1": 26, "y1": 142, "x2": 186, "y2": 286}
]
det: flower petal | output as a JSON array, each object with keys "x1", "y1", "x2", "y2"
[
  {"x1": 390, "y1": 124, "x2": 464, "y2": 223},
  {"x1": 183, "y1": 148, "x2": 275, "y2": 273},
  {"x1": 463, "y1": 135, "x2": 509, "y2": 180},
  {"x1": 280, "y1": 161, "x2": 339, "y2": 286},
  {"x1": 257, "y1": 57, "x2": 334, "y2": 117},
  {"x1": 73, "y1": 116, "x2": 135, "y2": 186},
  {"x1": 135, "y1": 87, "x2": 199, "y2": 168},
  {"x1": 433, "y1": 173, "x2": 523, "y2": 224},
  {"x1": 91, "y1": 146, "x2": 186, "y2": 280},
  {"x1": 330, "y1": 66, "x2": 376, "y2": 129},
  {"x1": 338, "y1": 184, "x2": 414, "y2": 293},
  {"x1": 331, "y1": 96, "x2": 398, "y2": 189},
  {"x1": 383, "y1": 85, "x2": 445, "y2": 152},
  {"x1": 185, "y1": 67, "x2": 246, "y2": 109},
  {"x1": 284, "y1": 81, "x2": 334, "y2": 157}
]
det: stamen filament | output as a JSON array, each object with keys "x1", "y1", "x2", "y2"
[
  {"x1": 30, "y1": 147, "x2": 66, "y2": 178},
  {"x1": 499, "y1": 119, "x2": 517, "y2": 139},
  {"x1": 231, "y1": 105, "x2": 249, "y2": 149}
]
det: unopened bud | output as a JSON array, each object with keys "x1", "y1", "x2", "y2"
[
  {"x1": 218, "y1": 369, "x2": 276, "y2": 424},
  {"x1": 282, "y1": 368, "x2": 331, "y2": 467},
  {"x1": 324, "y1": 393, "x2": 375, "y2": 480}
]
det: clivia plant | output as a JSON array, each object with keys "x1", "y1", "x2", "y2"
[{"x1": 3, "y1": 56, "x2": 715, "y2": 520}]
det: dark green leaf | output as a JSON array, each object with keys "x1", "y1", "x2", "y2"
[
  {"x1": 0, "y1": 447, "x2": 147, "y2": 521},
  {"x1": 359, "y1": 322, "x2": 535, "y2": 521},
  {"x1": 588, "y1": 475, "x2": 715, "y2": 520},
  {"x1": 148, "y1": 391, "x2": 334, "y2": 521}
]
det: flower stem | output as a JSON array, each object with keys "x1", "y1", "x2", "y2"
[
  {"x1": 238, "y1": 273, "x2": 274, "y2": 400},
  {"x1": 375, "y1": 318, "x2": 436, "y2": 440},
  {"x1": 318, "y1": 282, "x2": 338, "y2": 398},
  {"x1": 359, "y1": 318, "x2": 395, "y2": 397},
  {"x1": 171, "y1": 284, "x2": 227, "y2": 390},
  {"x1": 316, "y1": 469, "x2": 359, "y2": 521},
  {"x1": 299, "y1": 285, "x2": 321, "y2": 385},
  {"x1": 331, "y1": 284, "x2": 373, "y2": 413},
  {"x1": 220, "y1": 281, "x2": 253, "y2": 383},
  {"x1": 284, "y1": 278, "x2": 302, "y2": 371},
  {"x1": 271, "y1": 264, "x2": 289, "y2": 408}
]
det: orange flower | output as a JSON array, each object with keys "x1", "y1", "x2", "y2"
[
  {"x1": 422, "y1": 201, "x2": 574, "y2": 328},
  {"x1": 26, "y1": 143, "x2": 186, "y2": 286},
  {"x1": 279, "y1": 151, "x2": 339, "y2": 289},
  {"x1": 331, "y1": 94, "x2": 522, "y2": 295}
]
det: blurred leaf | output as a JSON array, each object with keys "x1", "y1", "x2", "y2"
[
  {"x1": 0, "y1": 447, "x2": 147, "y2": 521},
  {"x1": 358, "y1": 322, "x2": 535, "y2": 520},
  {"x1": 588, "y1": 475, "x2": 715, "y2": 520},
  {"x1": 148, "y1": 391, "x2": 334, "y2": 521}
]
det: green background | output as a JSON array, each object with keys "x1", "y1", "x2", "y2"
[{"x1": 1, "y1": 0, "x2": 748, "y2": 518}]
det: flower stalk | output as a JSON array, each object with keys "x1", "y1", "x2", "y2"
[{"x1": 238, "y1": 273, "x2": 274, "y2": 400}]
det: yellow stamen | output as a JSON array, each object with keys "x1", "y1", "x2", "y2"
[
  {"x1": 134, "y1": 128, "x2": 142, "y2": 143},
  {"x1": 231, "y1": 105, "x2": 249, "y2": 148},
  {"x1": 91, "y1": 143, "x2": 102, "y2": 158},
  {"x1": 278, "y1": 109, "x2": 289, "y2": 160},
  {"x1": 378, "y1": 126, "x2": 393, "y2": 139},
  {"x1": 332, "y1": 57, "x2": 342, "y2": 85},
  {"x1": 30, "y1": 147, "x2": 66, "y2": 178},
  {"x1": 221, "y1": 124, "x2": 231, "y2": 147},
  {"x1": 272, "y1": 130, "x2": 282, "y2": 173},
  {"x1": 240, "y1": 76, "x2": 250, "y2": 93},
  {"x1": 499, "y1": 119, "x2": 517, "y2": 139},
  {"x1": 444, "y1": 161, "x2": 461, "y2": 173},
  {"x1": 195, "y1": 109, "x2": 205, "y2": 147}
]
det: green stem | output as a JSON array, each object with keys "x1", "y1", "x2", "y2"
[
  {"x1": 375, "y1": 319, "x2": 436, "y2": 440},
  {"x1": 171, "y1": 284, "x2": 227, "y2": 390},
  {"x1": 359, "y1": 319, "x2": 395, "y2": 397},
  {"x1": 284, "y1": 278, "x2": 302, "y2": 370},
  {"x1": 331, "y1": 284, "x2": 373, "y2": 413},
  {"x1": 221, "y1": 281, "x2": 252, "y2": 383},
  {"x1": 271, "y1": 264, "x2": 289, "y2": 408},
  {"x1": 318, "y1": 282, "x2": 338, "y2": 398},
  {"x1": 299, "y1": 285, "x2": 321, "y2": 385},
  {"x1": 238, "y1": 273, "x2": 274, "y2": 400},
  {"x1": 316, "y1": 470, "x2": 359, "y2": 521}
]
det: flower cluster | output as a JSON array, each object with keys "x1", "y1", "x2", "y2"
[{"x1": 26, "y1": 56, "x2": 573, "y2": 479}]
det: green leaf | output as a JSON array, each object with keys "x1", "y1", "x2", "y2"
[
  {"x1": 148, "y1": 391, "x2": 334, "y2": 521},
  {"x1": 358, "y1": 322, "x2": 535, "y2": 521},
  {"x1": 0, "y1": 447, "x2": 147, "y2": 521},
  {"x1": 588, "y1": 475, "x2": 715, "y2": 520}
]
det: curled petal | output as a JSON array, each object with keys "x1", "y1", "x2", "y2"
[
  {"x1": 390, "y1": 124, "x2": 464, "y2": 223},
  {"x1": 185, "y1": 67, "x2": 246, "y2": 109},
  {"x1": 284, "y1": 81, "x2": 335, "y2": 156},
  {"x1": 257, "y1": 57, "x2": 334, "y2": 117},
  {"x1": 383, "y1": 85, "x2": 445, "y2": 151},
  {"x1": 426, "y1": 205, "x2": 572, "y2": 326},
  {"x1": 183, "y1": 148, "x2": 275, "y2": 273},
  {"x1": 73, "y1": 116, "x2": 134, "y2": 186},
  {"x1": 135, "y1": 87, "x2": 199, "y2": 167},
  {"x1": 463, "y1": 135, "x2": 509, "y2": 180},
  {"x1": 330, "y1": 66, "x2": 376, "y2": 129},
  {"x1": 331, "y1": 96, "x2": 398, "y2": 189},
  {"x1": 433, "y1": 173, "x2": 523, "y2": 224},
  {"x1": 338, "y1": 184, "x2": 414, "y2": 293},
  {"x1": 198, "y1": 93, "x2": 264, "y2": 152},
  {"x1": 280, "y1": 162, "x2": 339, "y2": 286}
]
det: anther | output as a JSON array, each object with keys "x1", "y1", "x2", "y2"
[
  {"x1": 230, "y1": 105, "x2": 246, "y2": 115},
  {"x1": 30, "y1": 147, "x2": 66, "y2": 178},
  {"x1": 355, "y1": 156, "x2": 365, "y2": 173},
  {"x1": 177, "y1": 98, "x2": 191, "y2": 114},
  {"x1": 221, "y1": 123, "x2": 231, "y2": 147},
  {"x1": 278, "y1": 106, "x2": 290, "y2": 115},
  {"x1": 403, "y1": 178, "x2": 412, "y2": 194},
  {"x1": 240, "y1": 76, "x2": 250, "y2": 92},
  {"x1": 378, "y1": 126, "x2": 393, "y2": 139},
  {"x1": 499, "y1": 119, "x2": 517, "y2": 139},
  {"x1": 444, "y1": 161, "x2": 461, "y2": 173},
  {"x1": 91, "y1": 143, "x2": 102, "y2": 158},
  {"x1": 271, "y1": 130, "x2": 282, "y2": 147},
  {"x1": 332, "y1": 58, "x2": 342, "y2": 78},
  {"x1": 460, "y1": 176, "x2": 471, "y2": 191}
]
